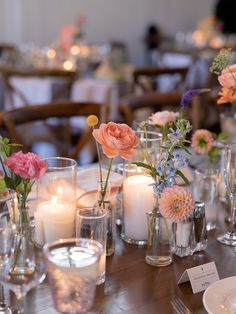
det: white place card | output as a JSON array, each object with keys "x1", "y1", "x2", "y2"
[{"x1": 177, "y1": 262, "x2": 220, "y2": 293}]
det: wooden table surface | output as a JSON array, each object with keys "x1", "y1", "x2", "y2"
[{"x1": 22, "y1": 208, "x2": 236, "y2": 314}]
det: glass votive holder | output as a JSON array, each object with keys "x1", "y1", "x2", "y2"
[
  {"x1": 193, "y1": 169, "x2": 219, "y2": 231},
  {"x1": 121, "y1": 164, "x2": 155, "y2": 245},
  {"x1": 193, "y1": 202, "x2": 207, "y2": 252},
  {"x1": 34, "y1": 157, "x2": 77, "y2": 247},
  {"x1": 133, "y1": 130, "x2": 162, "y2": 166},
  {"x1": 171, "y1": 214, "x2": 195, "y2": 257},
  {"x1": 115, "y1": 162, "x2": 125, "y2": 226},
  {"x1": 76, "y1": 207, "x2": 107, "y2": 285},
  {"x1": 44, "y1": 238, "x2": 102, "y2": 314},
  {"x1": 36, "y1": 157, "x2": 77, "y2": 204}
]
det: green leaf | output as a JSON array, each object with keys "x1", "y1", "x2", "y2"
[
  {"x1": 3, "y1": 138, "x2": 9, "y2": 144},
  {"x1": 176, "y1": 169, "x2": 190, "y2": 185},
  {"x1": 0, "y1": 179, "x2": 6, "y2": 189},
  {"x1": 176, "y1": 144, "x2": 192, "y2": 155},
  {"x1": 132, "y1": 162, "x2": 155, "y2": 172},
  {"x1": 218, "y1": 132, "x2": 229, "y2": 141},
  {"x1": 208, "y1": 147, "x2": 220, "y2": 158},
  {"x1": 211, "y1": 132, "x2": 217, "y2": 140},
  {"x1": 4, "y1": 176, "x2": 14, "y2": 189}
]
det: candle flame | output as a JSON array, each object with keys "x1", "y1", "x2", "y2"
[
  {"x1": 57, "y1": 186, "x2": 63, "y2": 195},
  {"x1": 47, "y1": 48, "x2": 56, "y2": 59},
  {"x1": 51, "y1": 195, "x2": 57, "y2": 205}
]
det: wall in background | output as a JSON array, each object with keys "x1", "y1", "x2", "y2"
[{"x1": 0, "y1": 0, "x2": 216, "y2": 65}]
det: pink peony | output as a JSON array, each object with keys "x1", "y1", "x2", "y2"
[
  {"x1": 191, "y1": 129, "x2": 214, "y2": 155},
  {"x1": 149, "y1": 111, "x2": 179, "y2": 127},
  {"x1": 93, "y1": 122, "x2": 140, "y2": 160},
  {"x1": 4, "y1": 151, "x2": 48, "y2": 180},
  {"x1": 159, "y1": 186, "x2": 195, "y2": 222},
  {"x1": 217, "y1": 87, "x2": 236, "y2": 105},
  {"x1": 218, "y1": 65, "x2": 236, "y2": 89}
]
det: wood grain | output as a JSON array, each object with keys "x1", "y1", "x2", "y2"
[{"x1": 21, "y1": 206, "x2": 235, "y2": 314}]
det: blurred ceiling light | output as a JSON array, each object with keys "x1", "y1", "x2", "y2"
[
  {"x1": 47, "y1": 48, "x2": 56, "y2": 59},
  {"x1": 70, "y1": 45, "x2": 80, "y2": 55},
  {"x1": 63, "y1": 60, "x2": 73, "y2": 71}
]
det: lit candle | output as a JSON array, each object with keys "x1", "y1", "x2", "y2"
[
  {"x1": 35, "y1": 196, "x2": 75, "y2": 245},
  {"x1": 34, "y1": 210, "x2": 45, "y2": 246},
  {"x1": 123, "y1": 174, "x2": 154, "y2": 241}
]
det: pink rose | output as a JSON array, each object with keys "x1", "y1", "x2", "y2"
[
  {"x1": 93, "y1": 122, "x2": 140, "y2": 160},
  {"x1": 4, "y1": 151, "x2": 48, "y2": 180},
  {"x1": 149, "y1": 111, "x2": 179, "y2": 127},
  {"x1": 218, "y1": 65, "x2": 236, "y2": 89}
]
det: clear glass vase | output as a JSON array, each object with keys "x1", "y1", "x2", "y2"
[
  {"x1": 10, "y1": 203, "x2": 35, "y2": 276},
  {"x1": 96, "y1": 180, "x2": 115, "y2": 256},
  {"x1": 145, "y1": 198, "x2": 172, "y2": 267}
]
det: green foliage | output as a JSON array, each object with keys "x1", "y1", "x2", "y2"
[
  {"x1": 210, "y1": 49, "x2": 234, "y2": 75},
  {"x1": 0, "y1": 136, "x2": 22, "y2": 190},
  {"x1": 133, "y1": 117, "x2": 192, "y2": 194}
]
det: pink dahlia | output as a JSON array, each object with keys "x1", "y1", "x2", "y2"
[
  {"x1": 159, "y1": 186, "x2": 195, "y2": 222},
  {"x1": 149, "y1": 111, "x2": 179, "y2": 127},
  {"x1": 191, "y1": 129, "x2": 214, "y2": 155}
]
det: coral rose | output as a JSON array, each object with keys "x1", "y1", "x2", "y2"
[
  {"x1": 4, "y1": 151, "x2": 48, "y2": 180},
  {"x1": 217, "y1": 87, "x2": 236, "y2": 105},
  {"x1": 149, "y1": 111, "x2": 179, "y2": 127},
  {"x1": 159, "y1": 186, "x2": 195, "y2": 222},
  {"x1": 191, "y1": 129, "x2": 214, "y2": 155},
  {"x1": 218, "y1": 65, "x2": 236, "y2": 89},
  {"x1": 93, "y1": 122, "x2": 139, "y2": 160}
]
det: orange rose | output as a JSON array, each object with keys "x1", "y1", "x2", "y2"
[
  {"x1": 92, "y1": 122, "x2": 140, "y2": 160},
  {"x1": 217, "y1": 87, "x2": 236, "y2": 105}
]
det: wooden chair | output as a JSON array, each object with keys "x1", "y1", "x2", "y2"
[
  {"x1": 0, "y1": 65, "x2": 77, "y2": 109},
  {"x1": 0, "y1": 101, "x2": 108, "y2": 160},
  {"x1": 132, "y1": 66, "x2": 189, "y2": 93},
  {"x1": 120, "y1": 91, "x2": 201, "y2": 132}
]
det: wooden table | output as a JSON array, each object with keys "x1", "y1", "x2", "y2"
[{"x1": 23, "y1": 208, "x2": 236, "y2": 314}]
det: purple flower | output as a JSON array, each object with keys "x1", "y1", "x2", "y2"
[{"x1": 181, "y1": 89, "x2": 210, "y2": 108}]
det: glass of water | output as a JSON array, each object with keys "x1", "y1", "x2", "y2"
[
  {"x1": 193, "y1": 169, "x2": 219, "y2": 230},
  {"x1": 44, "y1": 238, "x2": 102, "y2": 314},
  {"x1": 76, "y1": 207, "x2": 107, "y2": 285}
]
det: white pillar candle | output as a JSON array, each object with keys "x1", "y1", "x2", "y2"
[
  {"x1": 123, "y1": 174, "x2": 154, "y2": 240},
  {"x1": 34, "y1": 210, "x2": 45, "y2": 246},
  {"x1": 36, "y1": 197, "x2": 75, "y2": 244}
]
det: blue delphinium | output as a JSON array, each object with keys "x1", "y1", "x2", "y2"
[
  {"x1": 134, "y1": 117, "x2": 192, "y2": 197},
  {"x1": 181, "y1": 88, "x2": 210, "y2": 108}
]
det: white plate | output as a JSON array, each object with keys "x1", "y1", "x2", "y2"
[{"x1": 203, "y1": 276, "x2": 236, "y2": 314}]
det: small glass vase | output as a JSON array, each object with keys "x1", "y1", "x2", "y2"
[
  {"x1": 10, "y1": 202, "x2": 35, "y2": 276},
  {"x1": 171, "y1": 214, "x2": 195, "y2": 257},
  {"x1": 96, "y1": 180, "x2": 115, "y2": 256},
  {"x1": 145, "y1": 197, "x2": 172, "y2": 267}
]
